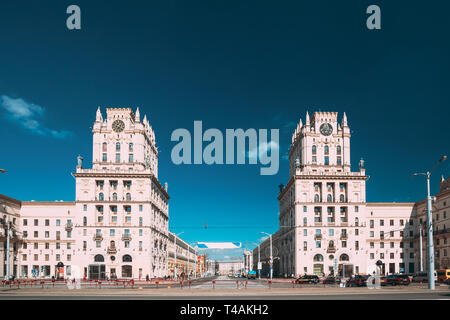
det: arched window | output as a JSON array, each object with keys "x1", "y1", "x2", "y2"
[
  {"x1": 110, "y1": 240, "x2": 115, "y2": 248},
  {"x1": 312, "y1": 145, "x2": 317, "y2": 154},
  {"x1": 129, "y1": 143, "x2": 133, "y2": 152},
  {"x1": 340, "y1": 254, "x2": 349, "y2": 261},
  {"x1": 102, "y1": 142, "x2": 107, "y2": 152},
  {"x1": 112, "y1": 193, "x2": 117, "y2": 201},
  {"x1": 340, "y1": 194, "x2": 345, "y2": 202},
  {"x1": 313, "y1": 254, "x2": 324, "y2": 262},
  {"x1": 314, "y1": 194, "x2": 320, "y2": 202},
  {"x1": 355, "y1": 217, "x2": 359, "y2": 226},
  {"x1": 324, "y1": 145, "x2": 329, "y2": 155},
  {"x1": 116, "y1": 142, "x2": 120, "y2": 151},
  {"x1": 329, "y1": 240, "x2": 334, "y2": 247},
  {"x1": 94, "y1": 254, "x2": 104, "y2": 262},
  {"x1": 99, "y1": 193, "x2": 104, "y2": 201},
  {"x1": 337, "y1": 145, "x2": 341, "y2": 155},
  {"x1": 327, "y1": 194, "x2": 332, "y2": 202},
  {"x1": 126, "y1": 193, "x2": 131, "y2": 201},
  {"x1": 122, "y1": 255, "x2": 132, "y2": 262}
]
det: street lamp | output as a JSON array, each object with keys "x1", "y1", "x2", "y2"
[
  {"x1": 412, "y1": 155, "x2": 447, "y2": 290},
  {"x1": 261, "y1": 232, "x2": 273, "y2": 280},
  {"x1": 173, "y1": 232, "x2": 184, "y2": 280}
]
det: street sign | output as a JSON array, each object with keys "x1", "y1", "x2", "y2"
[{"x1": 257, "y1": 262, "x2": 262, "y2": 270}]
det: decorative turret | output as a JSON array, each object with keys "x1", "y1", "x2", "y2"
[
  {"x1": 342, "y1": 112, "x2": 348, "y2": 127},
  {"x1": 135, "y1": 107, "x2": 140, "y2": 122},
  {"x1": 96, "y1": 107, "x2": 102, "y2": 122}
]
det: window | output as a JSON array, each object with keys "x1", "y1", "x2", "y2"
[
  {"x1": 103, "y1": 142, "x2": 107, "y2": 152},
  {"x1": 316, "y1": 241, "x2": 321, "y2": 248},
  {"x1": 96, "y1": 241, "x2": 101, "y2": 248},
  {"x1": 34, "y1": 231, "x2": 38, "y2": 238},
  {"x1": 34, "y1": 243, "x2": 38, "y2": 249},
  {"x1": 380, "y1": 242, "x2": 384, "y2": 248},
  {"x1": 56, "y1": 219, "x2": 60, "y2": 226},
  {"x1": 129, "y1": 143, "x2": 133, "y2": 151},
  {"x1": 34, "y1": 219, "x2": 38, "y2": 226},
  {"x1": 312, "y1": 156, "x2": 317, "y2": 163},
  {"x1": 370, "y1": 242, "x2": 374, "y2": 248},
  {"x1": 116, "y1": 142, "x2": 120, "y2": 151},
  {"x1": 390, "y1": 220, "x2": 394, "y2": 226},
  {"x1": 329, "y1": 229, "x2": 334, "y2": 236},
  {"x1": 303, "y1": 206, "x2": 307, "y2": 212},
  {"x1": 112, "y1": 193, "x2": 117, "y2": 201},
  {"x1": 312, "y1": 145, "x2": 317, "y2": 154},
  {"x1": 337, "y1": 145, "x2": 341, "y2": 155},
  {"x1": 126, "y1": 193, "x2": 131, "y2": 201},
  {"x1": 337, "y1": 156, "x2": 342, "y2": 165},
  {"x1": 116, "y1": 153, "x2": 120, "y2": 163},
  {"x1": 139, "y1": 229, "x2": 143, "y2": 236},
  {"x1": 45, "y1": 243, "x2": 49, "y2": 249},
  {"x1": 129, "y1": 154, "x2": 133, "y2": 162},
  {"x1": 99, "y1": 193, "x2": 104, "y2": 201},
  {"x1": 324, "y1": 156, "x2": 329, "y2": 165},
  {"x1": 45, "y1": 231, "x2": 49, "y2": 238},
  {"x1": 102, "y1": 153, "x2": 107, "y2": 162},
  {"x1": 45, "y1": 219, "x2": 50, "y2": 226},
  {"x1": 380, "y1": 220, "x2": 384, "y2": 226},
  {"x1": 355, "y1": 206, "x2": 359, "y2": 213},
  {"x1": 23, "y1": 219, "x2": 28, "y2": 226},
  {"x1": 324, "y1": 145, "x2": 329, "y2": 155},
  {"x1": 139, "y1": 205, "x2": 143, "y2": 212},
  {"x1": 110, "y1": 229, "x2": 115, "y2": 236}
]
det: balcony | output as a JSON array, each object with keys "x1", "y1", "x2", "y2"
[
  {"x1": 122, "y1": 234, "x2": 132, "y2": 241},
  {"x1": 93, "y1": 234, "x2": 103, "y2": 241},
  {"x1": 65, "y1": 223, "x2": 73, "y2": 232},
  {"x1": 314, "y1": 234, "x2": 322, "y2": 240},
  {"x1": 326, "y1": 246, "x2": 336, "y2": 253},
  {"x1": 340, "y1": 234, "x2": 348, "y2": 240},
  {"x1": 107, "y1": 247, "x2": 117, "y2": 254}
]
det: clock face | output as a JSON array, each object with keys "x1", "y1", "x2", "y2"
[
  {"x1": 320, "y1": 123, "x2": 333, "y2": 136},
  {"x1": 112, "y1": 120, "x2": 125, "y2": 132}
]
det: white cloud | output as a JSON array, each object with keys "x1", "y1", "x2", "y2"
[
  {"x1": 246, "y1": 140, "x2": 279, "y2": 162},
  {"x1": 0, "y1": 95, "x2": 72, "y2": 139}
]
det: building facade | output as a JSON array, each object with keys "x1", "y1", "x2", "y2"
[
  {"x1": 1, "y1": 107, "x2": 173, "y2": 280},
  {"x1": 254, "y1": 112, "x2": 418, "y2": 277},
  {"x1": 167, "y1": 231, "x2": 197, "y2": 278}
]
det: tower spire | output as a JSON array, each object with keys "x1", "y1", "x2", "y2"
[
  {"x1": 342, "y1": 112, "x2": 348, "y2": 127},
  {"x1": 96, "y1": 107, "x2": 102, "y2": 122},
  {"x1": 135, "y1": 107, "x2": 140, "y2": 122},
  {"x1": 305, "y1": 111, "x2": 310, "y2": 126}
]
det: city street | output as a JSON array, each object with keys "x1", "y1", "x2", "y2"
[{"x1": 1, "y1": 276, "x2": 449, "y2": 300}]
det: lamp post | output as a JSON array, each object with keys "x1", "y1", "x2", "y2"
[
  {"x1": 261, "y1": 232, "x2": 273, "y2": 280},
  {"x1": 173, "y1": 232, "x2": 184, "y2": 280},
  {"x1": 412, "y1": 155, "x2": 447, "y2": 290}
]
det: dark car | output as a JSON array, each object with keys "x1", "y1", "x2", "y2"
[
  {"x1": 322, "y1": 276, "x2": 340, "y2": 284},
  {"x1": 295, "y1": 275, "x2": 320, "y2": 284},
  {"x1": 381, "y1": 275, "x2": 404, "y2": 286},
  {"x1": 346, "y1": 275, "x2": 369, "y2": 287},
  {"x1": 392, "y1": 274, "x2": 411, "y2": 285}
]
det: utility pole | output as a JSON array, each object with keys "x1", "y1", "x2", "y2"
[
  {"x1": 261, "y1": 232, "x2": 273, "y2": 280},
  {"x1": 413, "y1": 155, "x2": 447, "y2": 290},
  {"x1": 419, "y1": 224, "x2": 423, "y2": 272}
]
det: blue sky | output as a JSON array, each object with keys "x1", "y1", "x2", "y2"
[{"x1": 0, "y1": 1, "x2": 449, "y2": 260}]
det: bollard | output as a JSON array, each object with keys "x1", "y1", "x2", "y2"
[
  {"x1": 236, "y1": 280, "x2": 239, "y2": 289},
  {"x1": 180, "y1": 280, "x2": 183, "y2": 289},
  {"x1": 212, "y1": 280, "x2": 216, "y2": 289},
  {"x1": 188, "y1": 280, "x2": 191, "y2": 289},
  {"x1": 268, "y1": 280, "x2": 272, "y2": 289},
  {"x1": 41, "y1": 280, "x2": 44, "y2": 289},
  {"x1": 155, "y1": 281, "x2": 159, "y2": 289},
  {"x1": 245, "y1": 281, "x2": 248, "y2": 289},
  {"x1": 292, "y1": 280, "x2": 295, "y2": 288},
  {"x1": 131, "y1": 280, "x2": 134, "y2": 289}
]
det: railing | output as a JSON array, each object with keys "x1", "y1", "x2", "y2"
[
  {"x1": 93, "y1": 234, "x2": 103, "y2": 241},
  {"x1": 107, "y1": 247, "x2": 117, "y2": 254},
  {"x1": 65, "y1": 224, "x2": 73, "y2": 231},
  {"x1": 314, "y1": 234, "x2": 322, "y2": 240},
  {"x1": 122, "y1": 234, "x2": 132, "y2": 241},
  {"x1": 326, "y1": 246, "x2": 336, "y2": 253},
  {"x1": 340, "y1": 234, "x2": 348, "y2": 240}
]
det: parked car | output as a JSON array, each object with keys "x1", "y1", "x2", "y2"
[
  {"x1": 392, "y1": 274, "x2": 411, "y2": 285},
  {"x1": 346, "y1": 275, "x2": 370, "y2": 287},
  {"x1": 412, "y1": 271, "x2": 437, "y2": 283},
  {"x1": 322, "y1": 276, "x2": 340, "y2": 284},
  {"x1": 247, "y1": 271, "x2": 257, "y2": 279},
  {"x1": 295, "y1": 275, "x2": 320, "y2": 284}
]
